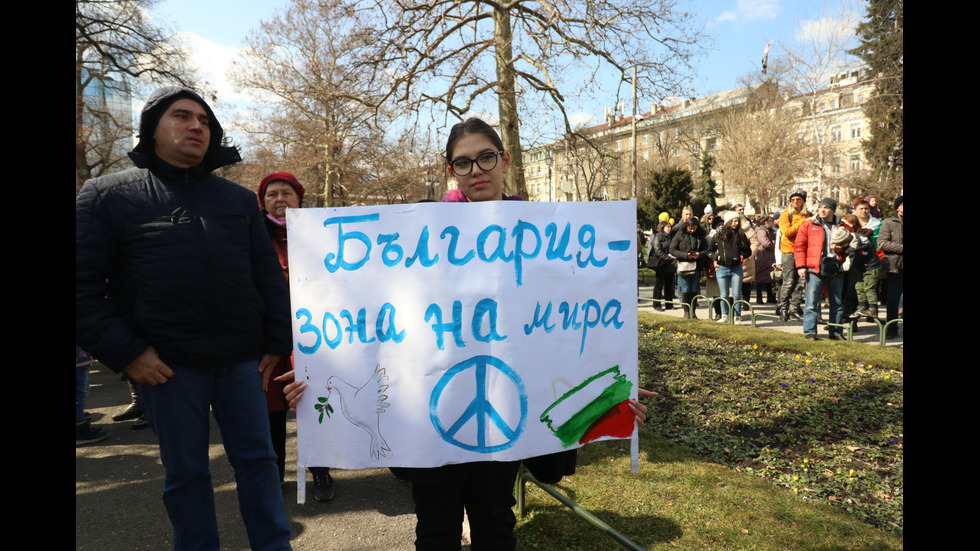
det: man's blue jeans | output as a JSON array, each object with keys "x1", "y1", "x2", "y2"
[
  {"x1": 76, "y1": 364, "x2": 90, "y2": 424},
  {"x1": 803, "y1": 272, "x2": 844, "y2": 337},
  {"x1": 138, "y1": 359, "x2": 292, "y2": 551},
  {"x1": 715, "y1": 265, "x2": 744, "y2": 319}
]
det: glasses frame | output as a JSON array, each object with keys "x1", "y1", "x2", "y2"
[{"x1": 449, "y1": 150, "x2": 505, "y2": 177}]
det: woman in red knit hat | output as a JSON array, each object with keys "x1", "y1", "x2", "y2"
[{"x1": 257, "y1": 172, "x2": 335, "y2": 502}]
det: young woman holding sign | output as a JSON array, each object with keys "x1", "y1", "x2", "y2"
[{"x1": 279, "y1": 118, "x2": 653, "y2": 550}]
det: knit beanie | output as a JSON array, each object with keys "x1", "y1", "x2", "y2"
[
  {"x1": 258, "y1": 172, "x2": 306, "y2": 209},
  {"x1": 893, "y1": 195, "x2": 903, "y2": 210},
  {"x1": 790, "y1": 189, "x2": 807, "y2": 201},
  {"x1": 819, "y1": 197, "x2": 838, "y2": 211},
  {"x1": 723, "y1": 211, "x2": 739, "y2": 224},
  {"x1": 831, "y1": 227, "x2": 852, "y2": 247}
]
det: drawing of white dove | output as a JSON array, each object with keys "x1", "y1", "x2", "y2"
[{"x1": 325, "y1": 364, "x2": 391, "y2": 459}]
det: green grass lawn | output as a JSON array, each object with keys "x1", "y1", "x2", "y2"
[{"x1": 514, "y1": 311, "x2": 903, "y2": 550}]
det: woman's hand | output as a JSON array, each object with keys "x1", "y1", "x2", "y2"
[
  {"x1": 274, "y1": 369, "x2": 308, "y2": 413},
  {"x1": 629, "y1": 388, "x2": 659, "y2": 427}
]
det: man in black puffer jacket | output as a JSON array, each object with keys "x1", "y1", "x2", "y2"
[{"x1": 76, "y1": 87, "x2": 293, "y2": 550}]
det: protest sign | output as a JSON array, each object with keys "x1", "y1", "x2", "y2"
[{"x1": 287, "y1": 200, "x2": 638, "y2": 491}]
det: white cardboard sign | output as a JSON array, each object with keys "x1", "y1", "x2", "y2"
[{"x1": 287, "y1": 200, "x2": 638, "y2": 496}]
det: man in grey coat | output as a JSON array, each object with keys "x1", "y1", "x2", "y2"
[{"x1": 878, "y1": 196, "x2": 904, "y2": 337}]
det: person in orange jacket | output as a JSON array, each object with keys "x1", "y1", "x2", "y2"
[{"x1": 776, "y1": 189, "x2": 810, "y2": 321}]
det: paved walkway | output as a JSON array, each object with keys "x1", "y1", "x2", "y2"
[
  {"x1": 76, "y1": 362, "x2": 420, "y2": 551},
  {"x1": 637, "y1": 284, "x2": 903, "y2": 349}
]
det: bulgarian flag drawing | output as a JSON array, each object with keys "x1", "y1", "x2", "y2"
[{"x1": 540, "y1": 365, "x2": 636, "y2": 448}]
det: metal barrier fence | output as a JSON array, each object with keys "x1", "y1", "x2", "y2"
[
  {"x1": 515, "y1": 466, "x2": 645, "y2": 551},
  {"x1": 638, "y1": 292, "x2": 903, "y2": 346}
]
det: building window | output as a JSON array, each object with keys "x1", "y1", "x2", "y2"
[
  {"x1": 849, "y1": 150, "x2": 862, "y2": 172},
  {"x1": 830, "y1": 126, "x2": 842, "y2": 143},
  {"x1": 850, "y1": 122, "x2": 862, "y2": 140},
  {"x1": 831, "y1": 152, "x2": 842, "y2": 175}
]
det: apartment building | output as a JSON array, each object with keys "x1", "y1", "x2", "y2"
[
  {"x1": 521, "y1": 70, "x2": 874, "y2": 215},
  {"x1": 781, "y1": 69, "x2": 874, "y2": 211}
]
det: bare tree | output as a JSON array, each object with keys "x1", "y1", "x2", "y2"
[
  {"x1": 363, "y1": 138, "x2": 447, "y2": 204},
  {"x1": 229, "y1": 0, "x2": 408, "y2": 207},
  {"x1": 360, "y1": 0, "x2": 706, "y2": 198},
  {"x1": 644, "y1": 122, "x2": 685, "y2": 174},
  {"x1": 75, "y1": 0, "x2": 195, "y2": 190},
  {"x1": 715, "y1": 102, "x2": 816, "y2": 214},
  {"x1": 561, "y1": 134, "x2": 628, "y2": 201},
  {"x1": 772, "y1": 0, "x2": 863, "y2": 196}
]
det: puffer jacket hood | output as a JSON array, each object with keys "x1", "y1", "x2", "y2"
[{"x1": 129, "y1": 86, "x2": 241, "y2": 172}]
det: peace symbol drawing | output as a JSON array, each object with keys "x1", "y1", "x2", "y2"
[{"x1": 429, "y1": 355, "x2": 528, "y2": 453}]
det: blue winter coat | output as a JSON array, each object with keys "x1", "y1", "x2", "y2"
[{"x1": 75, "y1": 155, "x2": 292, "y2": 373}]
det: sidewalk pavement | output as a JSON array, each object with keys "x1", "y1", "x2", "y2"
[
  {"x1": 76, "y1": 362, "x2": 420, "y2": 551},
  {"x1": 637, "y1": 284, "x2": 903, "y2": 349}
]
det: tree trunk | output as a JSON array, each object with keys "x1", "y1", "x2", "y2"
[
  {"x1": 76, "y1": 51, "x2": 90, "y2": 193},
  {"x1": 492, "y1": 7, "x2": 528, "y2": 199}
]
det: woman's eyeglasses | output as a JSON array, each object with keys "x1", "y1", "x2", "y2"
[{"x1": 449, "y1": 151, "x2": 504, "y2": 176}]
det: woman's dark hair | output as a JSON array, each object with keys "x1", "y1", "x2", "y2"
[
  {"x1": 717, "y1": 220, "x2": 738, "y2": 240},
  {"x1": 718, "y1": 218, "x2": 749, "y2": 248},
  {"x1": 657, "y1": 220, "x2": 672, "y2": 232},
  {"x1": 445, "y1": 117, "x2": 504, "y2": 163}
]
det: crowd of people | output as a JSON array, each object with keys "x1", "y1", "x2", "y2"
[
  {"x1": 643, "y1": 192, "x2": 903, "y2": 341},
  {"x1": 76, "y1": 87, "x2": 654, "y2": 551}
]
